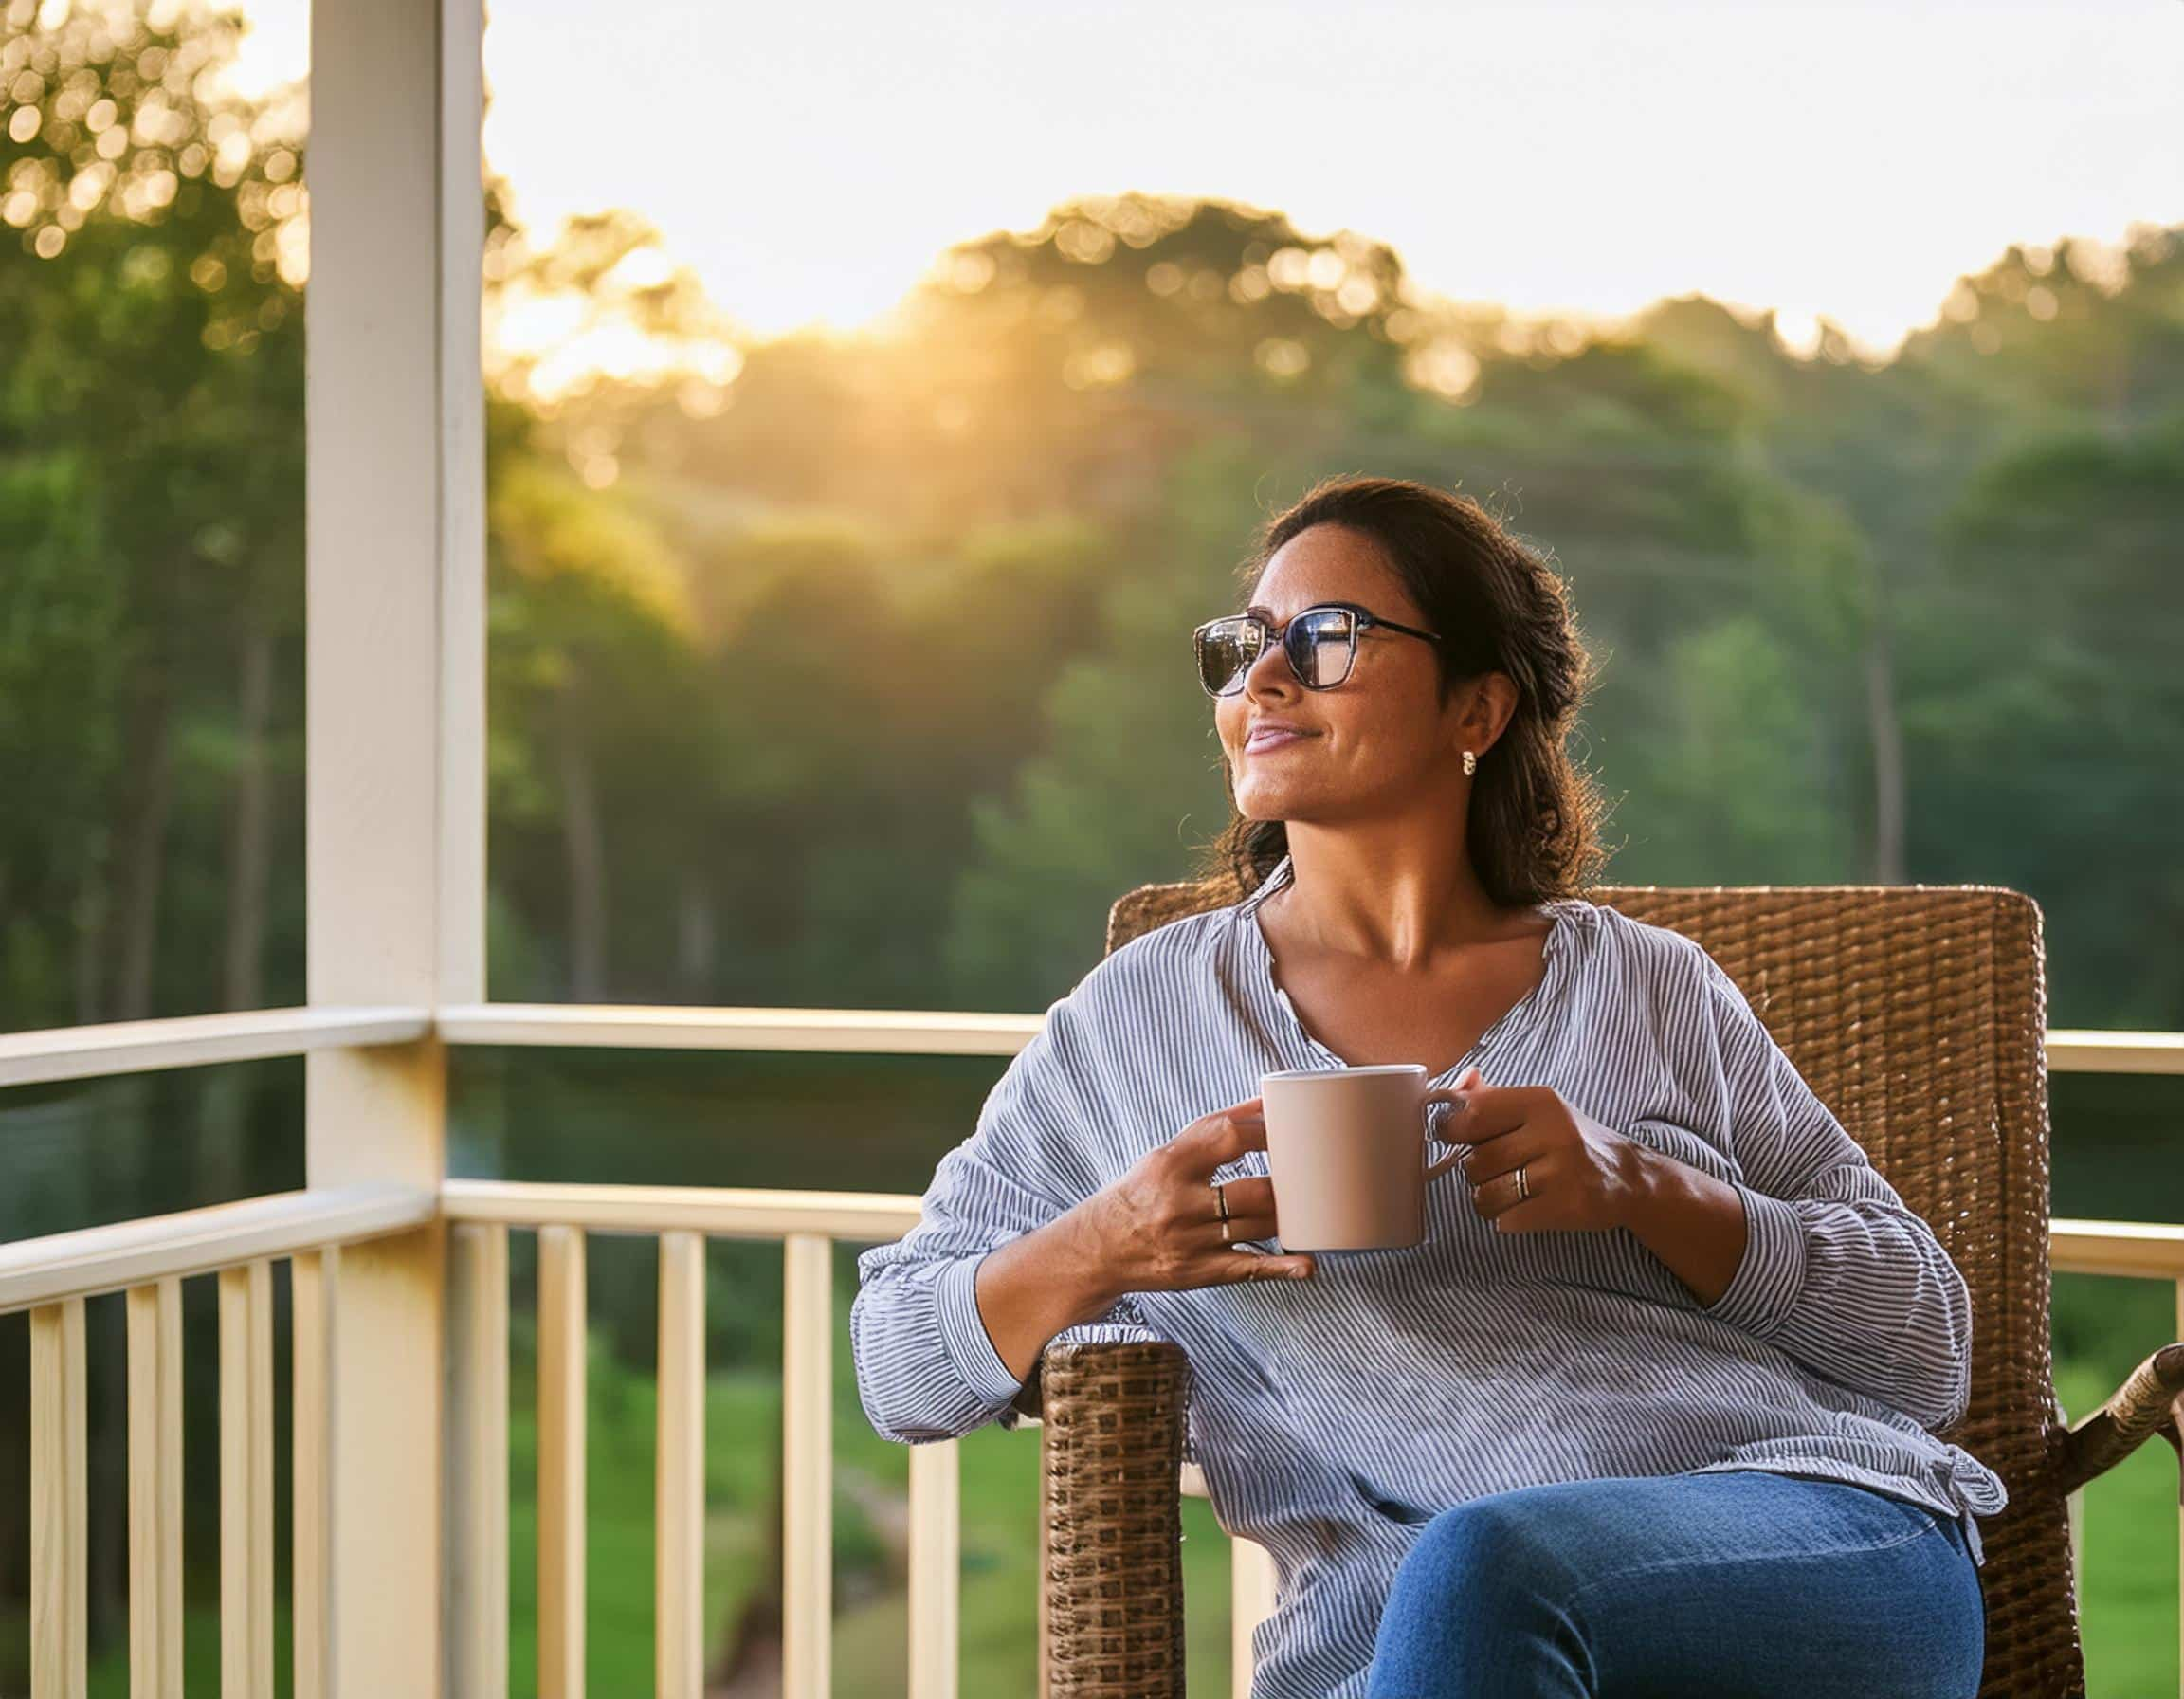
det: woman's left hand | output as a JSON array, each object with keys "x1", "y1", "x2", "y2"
[{"x1": 1437, "y1": 1064, "x2": 1648, "y2": 1233}]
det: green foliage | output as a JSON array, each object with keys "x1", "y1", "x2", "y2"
[{"x1": 1, "y1": 0, "x2": 308, "y2": 1025}]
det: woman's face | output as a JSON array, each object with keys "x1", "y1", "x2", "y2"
[{"x1": 1214, "y1": 522, "x2": 1499, "y2": 823}]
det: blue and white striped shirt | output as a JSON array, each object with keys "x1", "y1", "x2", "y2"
[{"x1": 851, "y1": 851, "x2": 2008, "y2": 1698}]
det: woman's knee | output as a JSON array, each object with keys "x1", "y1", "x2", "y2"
[
  {"x1": 1373, "y1": 1495, "x2": 1596, "y2": 1693},
  {"x1": 1399, "y1": 1492, "x2": 1586, "y2": 1608}
]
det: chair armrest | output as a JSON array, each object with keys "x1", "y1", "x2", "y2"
[
  {"x1": 1037, "y1": 1338, "x2": 1192, "y2": 1697},
  {"x1": 2050, "y1": 1342, "x2": 2184, "y2": 1498}
]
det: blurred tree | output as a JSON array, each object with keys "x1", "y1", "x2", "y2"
[
  {"x1": 1, "y1": 0, "x2": 305, "y2": 1028},
  {"x1": 1909, "y1": 411, "x2": 2184, "y2": 1026},
  {"x1": 609, "y1": 192, "x2": 1428, "y2": 536},
  {"x1": 487, "y1": 437, "x2": 707, "y2": 999},
  {"x1": 935, "y1": 435, "x2": 1253, "y2": 997},
  {"x1": 1, "y1": 3, "x2": 314, "y2": 1659},
  {"x1": 1902, "y1": 228, "x2": 2184, "y2": 431}
]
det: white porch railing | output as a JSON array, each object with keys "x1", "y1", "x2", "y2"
[
  {"x1": 1, "y1": 1016, "x2": 2179, "y2": 1698},
  {"x1": 0, "y1": 1185, "x2": 438, "y2": 1699}
]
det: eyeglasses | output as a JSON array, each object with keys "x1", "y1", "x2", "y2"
[{"x1": 1192, "y1": 600, "x2": 1444, "y2": 697}]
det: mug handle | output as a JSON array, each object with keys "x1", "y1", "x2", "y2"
[{"x1": 1420, "y1": 1086, "x2": 1470, "y2": 1181}]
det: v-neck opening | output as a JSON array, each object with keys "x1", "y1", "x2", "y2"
[{"x1": 1233, "y1": 851, "x2": 1581, "y2": 1083}]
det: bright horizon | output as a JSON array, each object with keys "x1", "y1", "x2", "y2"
[{"x1": 221, "y1": 0, "x2": 2184, "y2": 361}]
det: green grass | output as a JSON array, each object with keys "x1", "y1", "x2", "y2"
[
  {"x1": 827, "y1": 1373, "x2": 1241, "y2": 1697},
  {"x1": 78, "y1": 1599, "x2": 294, "y2": 1697},
  {"x1": 503, "y1": 1332, "x2": 779, "y2": 1696},
  {"x1": 2057, "y1": 1360, "x2": 2178, "y2": 1697},
  {"x1": 2052, "y1": 1270, "x2": 2180, "y2": 1696},
  {"x1": 502, "y1": 1314, "x2": 1239, "y2": 1696}
]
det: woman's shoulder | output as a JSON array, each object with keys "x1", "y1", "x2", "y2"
[
  {"x1": 1017, "y1": 902, "x2": 1241, "y2": 1087},
  {"x1": 1555, "y1": 893, "x2": 1723, "y2": 1001}
]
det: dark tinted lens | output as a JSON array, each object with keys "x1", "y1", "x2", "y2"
[
  {"x1": 1197, "y1": 618, "x2": 1259, "y2": 694},
  {"x1": 1290, "y1": 607, "x2": 1355, "y2": 686}
]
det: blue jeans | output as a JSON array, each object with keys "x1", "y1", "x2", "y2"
[{"x1": 1364, "y1": 1471, "x2": 1986, "y2": 1698}]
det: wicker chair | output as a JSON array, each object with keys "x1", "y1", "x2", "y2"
[{"x1": 1011, "y1": 875, "x2": 2184, "y2": 1698}]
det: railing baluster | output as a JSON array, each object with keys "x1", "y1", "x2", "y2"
[
  {"x1": 782, "y1": 1233, "x2": 831, "y2": 1699},
  {"x1": 907, "y1": 1437, "x2": 958, "y2": 1699},
  {"x1": 1231, "y1": 1538, "x2": 1281, "y2": 1699},
  {"x1": 219, "y1": 1260, "x2": 275, "y2": 1699},
  {"x1": 292, "y1": 1248, "x2": 337, "y2": 1699},
  {"x1": 30, "y1": 1298, "x2": 87, "y2": 1699},
  {"x1": 448, "y1": 1223, "x2": 510, "y2": 1699},
  {"x1": 539, "y1": 1225, "x2": 588, "y2": 1699},
  {"x1": 656, "y1": 1232, "x2": 706, "y2": 1699},
  {"x1": 127, "y1": 1278, "x2": 184, "y2": 1699}
]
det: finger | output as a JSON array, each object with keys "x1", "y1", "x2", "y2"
[
  {"x1": 1204, "y1": 1180, "x2": 1280, "y2": 1235},
  {"x1": 1449, "y1": 1087, "x2": 1534, "y2": 1144},
  {"x1": 1435, "y1": 1063, "x2": 1485, "y2": 1120},
  {"x1": 1210, "y1": 1210, "x2": 1282, "y2": 1246},
  {"x1": 1173, "y1": 1104, "x2": 1267, "y2": 1174},
  {"x1": 1465, "y1": 1160, "x2": 1539, "y2": 1223},
  {"x1": 1488, "y1": 1190, "x2": 1550, "y2": 1233},
  {"x1": 1422, "y1": 1073, "x2": 1480, "y2": 1136},
  {"x1": 1460, "y1": 1132, "x2": 1550, "y2": 1186},
  {"x1": 1212, "y1": 1250, "x2": 1315, "y2": 1283},
  {"x1": 1207, "y1": 1176, "x2": 1278, "y2": 1220}
]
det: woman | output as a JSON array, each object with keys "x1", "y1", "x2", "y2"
[{"x1": 850, "y1": 475, "x2": 2005, "y2": 1698}]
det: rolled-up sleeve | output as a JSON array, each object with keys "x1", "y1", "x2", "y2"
[
  {"x1": 1667, "y1": 952, "x2": 1975, "y2": 1432},
  {"x1": 849, "y1": 988, "x2": 1161, "y2": 1445}
]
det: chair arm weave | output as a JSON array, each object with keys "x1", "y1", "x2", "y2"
[{"x1": 1038, "y1": 1338, "x2": 1192, "y2": 1697}]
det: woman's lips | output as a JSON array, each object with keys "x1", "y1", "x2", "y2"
[{"x1": 1246, "y1": 728, "x2": 1314, "y2": 753}]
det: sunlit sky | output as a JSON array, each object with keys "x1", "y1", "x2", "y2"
[{"x1": 226, "y1": 0, "x2": 2182, "y2": 360}]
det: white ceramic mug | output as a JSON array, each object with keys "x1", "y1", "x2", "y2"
[{"x1": 1259, "y1": 1064, "x2": 1470, "y2": 1250}]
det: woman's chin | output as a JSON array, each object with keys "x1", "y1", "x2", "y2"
[
  {"x1": 1232, "y1": 784, "x2": 1295, "y2": 815},
  {"x1": 1236, "y1": 777, "x2": 1330, "y2": 814}
]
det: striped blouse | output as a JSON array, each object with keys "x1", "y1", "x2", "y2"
[{"x1": 850, "y1": 850, "x2": 2009, "y2": 1699}]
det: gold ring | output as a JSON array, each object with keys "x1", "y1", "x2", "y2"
[
  {"x1": 1213, "y1": 1180, "x2": 1231, "y2": 1221},
  {"x1": 1221, "y1": 1217, "x2": 1233, "y2": 1243},
  {"x1": 1515, "y1": 1164, "x2": 1529, "y2": 1203}
]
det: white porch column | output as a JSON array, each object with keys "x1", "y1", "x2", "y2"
[{"x1": 304, "y1": 0, "x2": 486, "y2": 1691}]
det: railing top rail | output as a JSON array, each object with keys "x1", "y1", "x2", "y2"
[
  {"x1": 0, "y1": 1182, "x2": 437, "y2": 1314},
  {"x1": 435, "y1": 1002, "x2": 1040, "y2": 1055},
  {"x1": 2048, "y1": 1216, "x2": 2184, "y2": 1279},
  {"x1": 440, "y1": 1178, "x2": 921, "y2": 1242},
  {"x1": 3, "y1": 1007, "x2": 2181, "y2": 1084},
  {"x1": 2044, "y1": 1031, "x2": 2184, "y2": 1076},
  {"x1": 0, "y1": 1005, "x2": 432, "y2": 1089}
]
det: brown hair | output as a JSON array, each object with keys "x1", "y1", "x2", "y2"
[{"x1": 1194, "y1": 474, "x2": 1613, "y2": 907}]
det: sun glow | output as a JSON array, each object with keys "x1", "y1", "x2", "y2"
[{"x1": 188, "y1": 0, "x2": 2179, "y2": 393}]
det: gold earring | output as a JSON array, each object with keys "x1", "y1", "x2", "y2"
[{"x1": 1462, "y1": 749, "x2": 1477, "y2": 776}]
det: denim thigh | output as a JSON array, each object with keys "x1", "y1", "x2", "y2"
[{"x1": 1365, "y1": 1471, "x2": 1985, "y2": 1699}]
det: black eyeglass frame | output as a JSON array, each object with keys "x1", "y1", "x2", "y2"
[{"x1": 1192, "y1": 599, "x2": 1446, "y2": 697}]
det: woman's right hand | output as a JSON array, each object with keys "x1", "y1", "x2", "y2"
[{"x1": 1073, "y1": 1097, "x2": 1318, "y2": 1295}]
